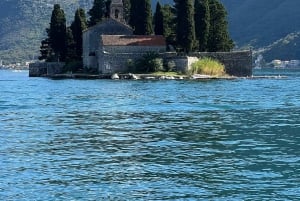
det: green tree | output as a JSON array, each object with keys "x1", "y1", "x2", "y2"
[
  {"x1": 134, "y1": 52, "x2": 163, "y2": 73},
  {"x1": 71, "y1": 8, "x2": 88, "y2": 61},
  {"x1": 105, "y1": 0, "x2": 112, "y2": 17},
  {"x1": 38, "y1": 37, "x2": 52, "y2": 61},
  {"x1": 207, "y1": 0, "x2": 234, "y2": 52},
  {"x1": 129, "y1": 0, "x2": 153, "y2": 35},
  {"x1": 194, "y1": 0, "x2": 210, "y2": 51},
  {"x1": 129, "y1": 0, "x2": 140, "y2": 32},
  {"x1": 174, "y1": 0, "x2": 196, "y2": 53},
  {"x1": 65, "y1": 27, "x2": 84, "y2": 72},
  {"x1": 154, "y1": 2, "x2": 164, "y2": 35},
  {"x1": 39, "y1": 27, "x2": 52, "y2": 61},
  {"x1": 143, "y1": 0, "x2": 153, "y2": 35},
  {"x1": 162, "y1": 5, "x2": 176, "y2": 48},
  {"x1": 49, "y1": 4, "x2": 67, "y2": 62},
  {"x1": 65, "y1": 27, "x2": 77, "y2": 63},
  {"x1": 88, "y1": 0, "x2": 105, "y2": 27}
]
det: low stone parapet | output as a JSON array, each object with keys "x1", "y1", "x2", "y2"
[
  {"x1": 29, "y1": 62, "x2": 65, "y2": 77},
  {"x1": 189, "y1": 51, "x2": 253, "y2": 77},
  {"x1": 163, "y1": 50, "x2": 253, "y2": 77}
]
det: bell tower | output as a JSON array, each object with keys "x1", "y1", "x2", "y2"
[{"x1": 110, "y1": 0, "x2": 124, "y2": 22}]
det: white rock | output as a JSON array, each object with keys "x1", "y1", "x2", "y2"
[{"x1": 111, "y1": 73, "x2": 119, "y2": 80}]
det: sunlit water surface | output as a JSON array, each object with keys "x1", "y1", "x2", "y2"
[{"x1": 1, "y1": 69, "x2": 300, "y2": 200}]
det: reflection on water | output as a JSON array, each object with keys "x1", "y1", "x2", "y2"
[{"x1": 0, "y1": 70, "x2": 300, "y2": 200}]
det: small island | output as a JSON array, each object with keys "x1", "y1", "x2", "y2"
[{"x1": 29, "y1": 0, "x2": 252, "y2": 79}]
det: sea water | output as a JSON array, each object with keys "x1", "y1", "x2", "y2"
[{"x1": 1, "y1": 69, "x2": 300, "y2": 200}]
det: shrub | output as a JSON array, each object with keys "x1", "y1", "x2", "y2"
[
  {"x1": 63, "y1": 61, "x2": 83, "y2": 73},
  {"x1": 163, "y1": 60, "x2": 176, "y2": 72},
  {"x1": 127, "y1": 59, "x2": 136, "y2": 72},
  {"x1": 130, "y1": 52, "x2": 163, "y2": 73},
  {"x1": 189, "y1": 57, "x2": 226, "y2": 76}
]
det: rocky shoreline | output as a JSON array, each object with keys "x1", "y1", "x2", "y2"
[
  {"x1": 43, "y1": 73, "x2": 286, "y2": 80},
  {"x1": 44, "y1": 73, "x2": 237, "y2": 80}
]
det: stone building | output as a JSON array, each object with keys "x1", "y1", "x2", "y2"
[
  {"x1": 99, "y1": 35, "x2": 166, "y2": 74},
  {"x1": 82, "y1": 0, "x2": 167, "y2": 74},
  {"x1": 82, "y1": 18, "x2": 133, "y2": 72}
]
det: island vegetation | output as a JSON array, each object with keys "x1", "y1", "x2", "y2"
[
  {"x1": 189, "y1": 57, "x2": 226, "y2": 76},
  {"x1": 38, "y1": 0, "x2": 233, "y2": 77}
]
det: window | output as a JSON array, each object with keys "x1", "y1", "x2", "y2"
[
  {"x1": 115, "y1": 9, "x2": 120, "y2": 19},
  {"x1": 104, "y1": 62, "x2": 111, "y2": 70}
]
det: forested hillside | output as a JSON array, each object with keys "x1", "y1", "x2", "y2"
[
  {"x1": 0, "y1": 0, "x2": 300, "y2": 63},
  {"x1": 0, "y1": 0, "x2": 92, "y2": 63}
]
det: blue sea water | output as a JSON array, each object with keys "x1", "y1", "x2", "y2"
[{"x1": 0, "y1": 69, "x2": 300, "y2": 200}]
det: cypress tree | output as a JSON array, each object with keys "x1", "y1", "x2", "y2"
[
  {"x1": 39, "y1": 27, "x2": 52, "y2": 61},
  {"x1": 194, "y1": 0, "x2": 210, "y2": 52},
  {"x1": 129, "y1": 0, "x2": 138, "y2": 31},
  {"x1": 143, "y1": 0, "x2": 153, "y2": 35},
  {"x1": 174, "y1": 0, "x2": 196, "y2": 53},
  {"x1": 65, "y1": 27, "x2": 85, "y2": 72},
  {"x1": 105, "y1": 0, "x2": 112, "y2": 18},
  {"x1": 162, "y1": 5, "x2": 176, "y2": 47},
  {"x1": 65, "y1": 27, "x2": 77, "y2": 63},
  {"x1": 88, "y1": 0, "x2": 105, "y2": 27},
  {"x1": 154, "y1": 2, "x2": 164, "y2": 35},
  {"x1": 207, "y1": 0, "x2": 234, "y2": 52},
  {"x1": 71, "y1": 8, "x2": 88, "y2": 61},
  {"x1": 38, "y1": 37, "x2": 52, "y2": 61},
  {"x1": 49, "y1": 4, "x2": 67, "y2": 62},
  {"x1": 129, "y1": 0, "x2": 153, "y2": 35}
]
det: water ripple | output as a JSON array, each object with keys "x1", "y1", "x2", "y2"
[{"x1": 1, "y1": 70, "x2": 300, "y2": 200}]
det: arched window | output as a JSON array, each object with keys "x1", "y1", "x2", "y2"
[{"x1": 115, "y1": 9, "x2": 120, "y2": 19}]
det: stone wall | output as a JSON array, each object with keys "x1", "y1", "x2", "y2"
[
  {"x1": 100, "y1": 53, "x2": 145, "y2": 74},
  {"x1": 98, "y1": 50, "x2": 252, "y2": 76},
  {"x1": 190, "y1": 51, "x2": 253, "y2": 77},
  {"x1": 30, "y1": 51, "x2": 252, "y2": 78},
  {"x1": 99, "y1": 46, "x2": 166, "y2": 74},
  {"x1": 163, "y1": 56, "x2": 189, "y2": 73},
  {"x1": 29, "y1": 62, "x2": 47, "y2": 77},
  {"x1": 29, "y1": 62, "x2": 65, "y2": 77},
  {"x1": 164, "y1": 51, "x2": 252, "y2": 76}
]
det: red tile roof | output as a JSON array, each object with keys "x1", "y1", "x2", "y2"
[{"x1": 101, "y1": 35, "x2": 166, "y2": 46}]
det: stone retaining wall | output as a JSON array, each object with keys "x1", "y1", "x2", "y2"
[
  {"x1": 191, "y1": 51, "x2": 253, "y2": 77},
  {"x1": 99, "y1": 46, "x2": 166, "y2": 74},
  {"x1": 29, "y1": 51, "x2": 252, "y2": 77},
  {"x1": 100, "y1": 53, "x2": 143, "y2": 74},
  {"x1": 29, "y1": 62, "x2": 65, "y2": 77},
  {"x1": 163, "y1": 51, "x2": 252, "y2": 77}
]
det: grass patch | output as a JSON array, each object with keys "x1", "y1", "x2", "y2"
[
  {"x1": 152, "y1": 71, "x2": 183, "y2": 76},
  {"x1": 189, "y1": 57, "x2": 226, "y2": 76}
]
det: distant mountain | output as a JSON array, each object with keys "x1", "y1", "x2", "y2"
[
  {"x1": 223, "y1": 1, "x2": 300, "y2": 43},
  {"x1": 156, "y1": 0, "x2": 300, "y2": 61},
  {"x1": 0, "y1": 0, "x2": 300, "y2": 63},
  {"x1": 221, "y1": 0, "x2": 300, "y2": 61}
]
